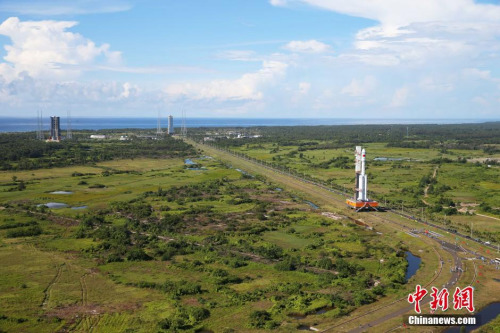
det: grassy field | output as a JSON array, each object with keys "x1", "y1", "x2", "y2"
[
  {"x1": 1, "y1": 126, "x2": 499, "y2": 333},
  {"x1": 192, "y1": 139, "x2": 500, "y2": 333},
  {"x1": 228, "y1": 140, "x2": 500, "y2": 244},
  {"x1": 0, "y1": 154, "x2": 426, "y2": 332}
]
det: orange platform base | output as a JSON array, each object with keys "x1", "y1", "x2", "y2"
[{"x1": 346, "y1": 199, "x2": 379, "y2": 210}]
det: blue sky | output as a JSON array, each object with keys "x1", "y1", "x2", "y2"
[{"x1": 0, "y1": 0, "x2": 499, "y2": 119}]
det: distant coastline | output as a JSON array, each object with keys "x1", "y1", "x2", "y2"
[{"x1": 0, "y1": 117, "x2": 498, "y2": 133}]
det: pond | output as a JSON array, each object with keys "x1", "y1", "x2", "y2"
[
  {"x1": 405, "y1": 251, "x2": 421, "y2": 281},
  {"x1": 235, "y1": 168, "x2": 253, "y2": 177},
  {"x1": 184, "y1": 159, "x2": 196, "y2": 165},
  {"x1": 50, "y1": 191, "x2": 74, "y2": 195},
  {"x1": 304, "y1": 201, "x2": 319, "y2": 210},
  {"x1": 443, "y1": 302, "x2": 500, "y2": 333},
  {"x1": 373, "y1": 157, "x2": 404, "y2": 161},
  {"x1": 71, "y1": 206, "x2": 88, "y2": 210},
  {"x1": 39, "y1": 202, "x2": 69, "y2": 209}
]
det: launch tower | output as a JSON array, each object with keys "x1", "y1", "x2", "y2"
[
  {"x1": 48, "y1": 116, "x2": 61, "y2": 142},
  {"x1": 167, "y1": 115, "x2": 174, "y2": 135}
]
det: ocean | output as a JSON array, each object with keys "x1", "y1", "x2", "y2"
[{"x1": 0, "y1": 117, "x2": 495, "y2": 133}]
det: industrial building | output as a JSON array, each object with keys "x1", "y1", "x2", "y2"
[
  {"x1": 346, "y1": 146, "x2": 379, "y2": 211},
  {"x1": 167, "y1": 115, "x2": 174, "y2": 135},
  {"x1": 47, "y1": 116, "x2": 61, "y2": 142}
]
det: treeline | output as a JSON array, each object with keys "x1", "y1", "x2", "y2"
[
  {"x1": 191, "y1": 122, "x2": 500, "y2": 149},
  {"x1": 0, "y1": 132, "x2": 195, "y2": 170}
]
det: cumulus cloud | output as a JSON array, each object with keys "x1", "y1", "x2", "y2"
[
  {"x1": 0, "y1": 17, "x2": 121, "y2": 81},
  {"x1": 216, "y1": 50, "x2": 260, "y2": 62},
  {"x1": 299, "y1": 82, "x2": 311, "y2": 95},
  {"x1": 390, "y1": 87, "x2": 409, "y2": 108},
  {"x1": 269, "y1": 0, "x2": 288, "y2": 7},
  {"x1": 341, "y1": 76, "x2": 377, "y2": 97},
  {"x1": 280, "y1": 0, "x2": 500, "y2": 27},
  {"x1": 284, "y1": 40, "x2": 331, "y2": 53},
  {"x1": 164, "y1": 61, "x2": 288, "y2": 101},
  {"x1": 0, "y1": 76, "x2": 143, "y2": 111},
  {"x1": 274, "y1": 1, "x2": 500, "y2": 68}
]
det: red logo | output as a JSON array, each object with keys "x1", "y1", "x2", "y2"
[
  {"x1": 408, "y1": 285, "x2": 427, "y2": 313},
  {"x1": 408, "y1": 286, "x2": 475, "y2": 313},
  {"x1": 430, "y1": 287, "x2": 449, "y2": 311},
  {"x1": 453, "y1": 286, "x2": 475, "y2": 312}
]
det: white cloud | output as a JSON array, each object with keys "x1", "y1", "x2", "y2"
[
  {"x1": 341, "y1": 76, "x2": 377, "y2": 97},
  {"x1": 0, "y1": 0, "x2": 131, "y2": 15},
  {"x1": 472, "y1": 96, "x2": 489, "y2": 107},
  {"x1": 280, "y1": 0, "x2": 500, "y2": 27},
  {"x1": 0, "y1": 76, "x2": 145, "y2": 109},
  {"x1": 284, "y1": 40, "x2": 332, "y2": 54},
  {"x1": 299, "y1": 82, "x2": 311, "y2": 95},
  {"x1": 269, "y1": 0, "x2": 288, "y2": 7},
  {"x1": 418, "y1": 77, "x2": 454, "y2": 93},
  {"x1": 0, "y1": 17, "x2": 121, "y2": 81},
  {"x1": 119, "y1": 82, "x2": 138, "y2": 99},
  {"x1": 164, "y1": 61, "x2": 288, "y2": 101},
  {"x1": 390, "y1": 87, "x2": 409, "y2": 107},
  {"x1": 216, "y1": 50, "x2": 260, "y2": 62},
  {"x1": 276, "y1": 1, "x2": 500, "y2": 69}
]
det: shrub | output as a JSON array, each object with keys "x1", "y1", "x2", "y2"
[
  {"x1": 6, "y1": 225, "x2": 42, "y2": 238},
  {"x1": 249, "y1": 310, "x2": 273, "y2": 329},
  {"x1": 126, "y1": 248, "x2": 152, "y2": 261}
]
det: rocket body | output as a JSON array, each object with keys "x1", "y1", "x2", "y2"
[
  {"x1": 358, "y1": 149, "x2": 368, "y2": 201},
  {"x1": 347, "y1": 146, "x2": 378, "y2": 210}
]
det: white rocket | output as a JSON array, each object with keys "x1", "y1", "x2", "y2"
[
  {"x1": 355, "y1": 146, "x2": 368, "y2": 201},
  {"x1": 358, "y1": 149, "x2": 368, "y2": 201}
]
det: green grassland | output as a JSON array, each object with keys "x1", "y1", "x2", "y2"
[
  {"x1": 1, "y1": 155, "x2": 416, "y2": 332},
  {"x1": 2, "y1": 124, "x2": 499, "y2": 332},
  {"x1": 226, "y1": 139, "x2": 500, "y2": 244}
]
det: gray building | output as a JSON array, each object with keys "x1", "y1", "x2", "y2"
[{"x1": 167, "y1": 115, "x2": 174, "y2": 135}]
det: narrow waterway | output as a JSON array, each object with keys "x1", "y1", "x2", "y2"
[
  {"x1": 405, "y1": 251, "x2": 421, "y2": 281},
  {"x1": 443, "y1": 302, "x2": 500, "y2": 333}
]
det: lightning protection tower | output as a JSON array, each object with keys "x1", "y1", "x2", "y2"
[
  {"x1": 156, "y1": 110, "x2": 163, "y2": 138},
  {"x1": 36, "y1": 109, "x2": 44, "y2": 140},
  {"x1": 181, "y1": 109, "x2": 187, "y2": 137},
  {"x1": 66, "y1": 109, "x2": 72, "y2": 140}
]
